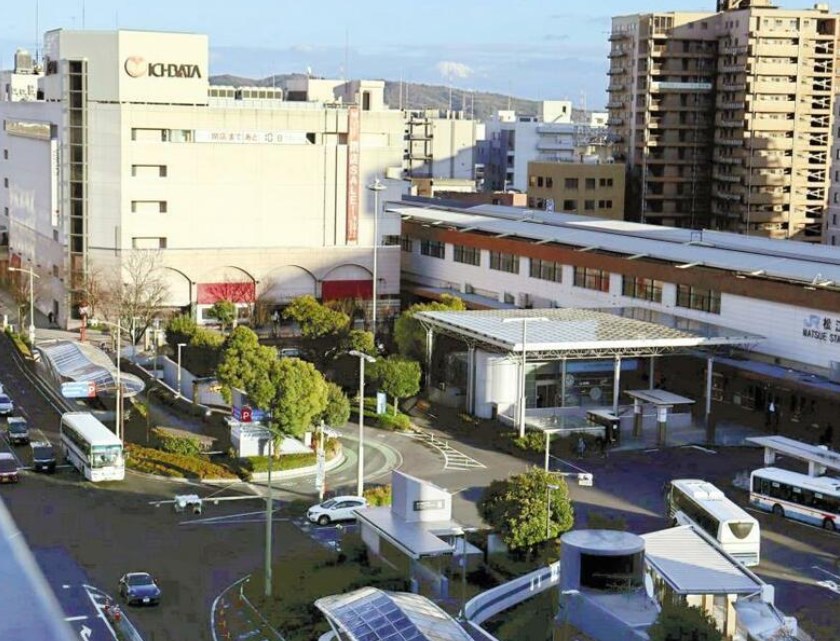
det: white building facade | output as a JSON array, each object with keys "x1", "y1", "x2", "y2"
[{"x1": 0, "y1": 30, "x2": 407, "y2": 326}]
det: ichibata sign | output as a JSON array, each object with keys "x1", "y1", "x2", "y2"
[{"x1": 123, "y1": 56, "x2": 202, "y2": 79}]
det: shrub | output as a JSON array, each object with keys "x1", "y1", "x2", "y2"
[
  {"x1": 511, "y1": 430, "x2": 545, "y2": 453},
  {"x1": 190, "y1": 327, "x2": 224, "y2": 348},
  {"x1": 364, "y1": 484, "x2": 392, "y2": 506},
  {"x1": 245, "y1": 452, "x2": 315, "y2": 473},
  {"x1": 125, "y1": 443, "x2": 237, "y2": 479},
  {"x1": 151, "y1": 428, "x2": 203, "y2": 457},
  {"x1": 377, "y1": 412, "x2": 411, "y2": 431}
]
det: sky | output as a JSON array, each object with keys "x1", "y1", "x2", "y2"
[{"x1": 0, "y1": 0, "x2": 830, "y2": 110}]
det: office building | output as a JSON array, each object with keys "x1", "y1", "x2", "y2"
[
  {"x1": 608, "y1": 1, "x2": 840, "y2": 240},
  {"x1": 526, "y1": 160, "x2": 625, "y2": 220},
  {"x1": 0, "y1": 29, "x2": 407, "y2": 327}
]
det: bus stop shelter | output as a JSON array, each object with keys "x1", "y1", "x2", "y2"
[
  {"x1": 625, "y1": 389, "x2": 696, "y2": 447},
  {"x1": 746, "y1": 435, "x2": 840, "y2": 477},
  {"x1": 415, "y1": 307, "x2": 763, "y2": 441}
]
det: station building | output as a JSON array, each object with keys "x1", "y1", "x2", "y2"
[
  {"x1": 0, "y1": 29, "x2": 407, "y2": 327},
  {"x1": 397, "y1": 200, "x2": 840, "y2": 434}
]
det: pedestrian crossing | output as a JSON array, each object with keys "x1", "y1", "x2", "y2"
[{"x1": 409, "y1": 429, "x2": 486, "y2": 470}]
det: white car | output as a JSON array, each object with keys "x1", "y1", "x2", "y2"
[
  {"x1": 307, "y1": 496, "x2": 367, "y2": 526},
  {"x1": 0, "y1": 394, "x2": 13, "y2": 416}
]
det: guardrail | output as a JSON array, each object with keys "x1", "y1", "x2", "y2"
[{"x1": 463, "y1": 561, "x2": 560, "y2": 624}]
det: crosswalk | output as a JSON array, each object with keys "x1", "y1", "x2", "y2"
[{"x1": 409, "y1": 429, "x2": 486, "y2": 471}]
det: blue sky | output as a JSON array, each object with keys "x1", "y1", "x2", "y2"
[{"x1": 0, "y1": 0, "x2": 829, "y2": 109}]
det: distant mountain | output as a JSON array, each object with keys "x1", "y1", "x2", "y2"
[{"x1": 209, "y1": 73, "x2": 542, "y2": 121}]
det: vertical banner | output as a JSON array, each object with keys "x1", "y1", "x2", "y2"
[
  {"x1": 346, "y1": 105, "x2": 361, "y2": 243},
  {"x1": 50, "y1": 139, "x2": 60, "y2": 227}
]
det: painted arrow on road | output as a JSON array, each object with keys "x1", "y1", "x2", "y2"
[{"x1": 80, "y1": 624, "x2": 92, "y2": 640}]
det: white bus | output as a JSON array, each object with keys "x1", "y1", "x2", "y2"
[
  {"x1": 750, "y1": 467, "x2": 840, "y2": 532},
  {"x1": 60, "y1": 412, "x2": 125, "y2": 482},
  {"x1": 667, "y1": 479, "x2": 761, "y2": 567}
]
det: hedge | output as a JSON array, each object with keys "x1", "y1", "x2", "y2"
[
  {"x1": 243, "y1": 438, "x2": 341, "y2": 474},
  {"x1": 357, "y1": 398, "x2": 412, "y2": 431},
  {"x1": 125, "y1": 443, "x2": 237, "y2": 479}
]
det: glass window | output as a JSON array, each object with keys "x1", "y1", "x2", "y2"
[
  {"x1": 400, "y1": 236, "x2": 413, "y2": 253},
  {"x1": 420, "y1": 239, "x2": 445, "y2": 259},
  {"x1": 676, "y1": 284, "x2": 721, "y2": 314},
  {"x1": 453, "y1": 244, "x2": 481, "y2": 266},
  {"x1": 585, "y1": 178, "x2": 596, "y2": 190},
  {"x1": 564, "y1": 178, "x2": 579, "y2": 189},
  {"x1": 562, "y1": 199, "x2": 576, "y2": 211},
  {"x1": 489, "y1": 251, "x2": 520, "y2": 274},
  {"x1": 546, "y1": 177, "x2": 554, "y2": 188},
  {"x1": 530, "y1": 259, "x2": 563, "y2": 282},
  {"x1": 573, "y1": 267, "x2": 610, "y2": 292},
  {"x1": 621, "y1": 276, "x2": 663, "y2": 303}
]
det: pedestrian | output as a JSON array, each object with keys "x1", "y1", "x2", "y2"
[
  {"x1": 766, "y1": 399, "x2": 775, "y2": 428},
  {"x1": 576, "y1": 436, "x2": 586, "y2": 459},
  {"x1": 47, "y1": 311, "x2": 54, "y2": 326},
  {"x1": 596, "y1": 435, "x2": 608, "y2": 458}
]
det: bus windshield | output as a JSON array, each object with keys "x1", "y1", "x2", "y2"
[
  {"x1": 727, "y1": 521, "x2": 754, "y2": 540},
  {"x1": 91, "y1": 445, "x2": 122, "y2": 468}
]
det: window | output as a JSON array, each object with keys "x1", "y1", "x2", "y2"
[
  {"x1": 599, "y1": 178, "x2": 614, "y2": 187},
  {"x1": 537, "y1": 176, "x2": 544, "y2": 187},
  {"x1": 546, "y1": 177, "x2": 554, "y2": 188},
  {"x1": 564, "y1": 178, "x2": 579, "y2": 189},
  {"x1": 131, "y1": 201, "x2": 168, "y2": 213},
  {"x1": 584, "y1": 200, "x2": 596, "y2": 211},
  {"x1": 131, "y1": 164, "x2": 168, "y2": 177},
  {"x1": 598, "y1": 200, "x2": 614, "y2": 209},
  {"x1": 2, "y1": 149, "x2": 7, "y2": 160},
  {"x1": 489, "y1": 251, "x2": 520, "y2": 274},
  {"x1": 562, "y1": 199, "x2": 577, "y2": 211},
  {"x1": 530, "y1": 259, "x2": 563, "y2": 282},
  {"x1": 585, "y1": 178, "x2": 596, "y2": 190},
  {"x1": 52, "y1": 265, "x2": 59, "y2": 277},
  {"x1": 529, "y1": 175, "x2": 537, "y2": 187},
  {"x1": 131, "y1": 237, "x2": 167, "y2": 249},
  {"x1": 454, "y1": 244, "x2": 481, "y2": 266},
  {"x1": 382, "y1": 235, "x2": 401, "y2": 246},
  {"x1": 420, "y1": 239, "x2": 445, "y2": 259},
  {"x1": 3, "y1": 178, "x2": 7, "y2": 188},
  {"x1": 622, "y1": 276, "x2": 663, "y2": 302},
  {"x1": 573, "y1": 267, "x2": 610, "y2": 292},
  {"x1": 400, "y1": 235, "x2": 413, "y2": 252},
  {"x1": 676, "y1": 284, "x2": 721, "y2": 314}
]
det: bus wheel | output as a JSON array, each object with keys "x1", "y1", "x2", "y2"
[
  {"x1": 772, "y1": 504, "x2": 784, "y2": 518},
  {"x1": 824, "y1": 519, "x2": 836, "y2": 532}
]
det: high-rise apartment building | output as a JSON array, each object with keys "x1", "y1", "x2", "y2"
[{"x1": 608, "y1": 0, "x2": 839, "y2": 241}]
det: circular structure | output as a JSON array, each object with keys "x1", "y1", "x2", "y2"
[{"x1": 560, "y1": 529, "x2": 645, "y2": 592}]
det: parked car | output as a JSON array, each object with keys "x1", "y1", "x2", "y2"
[
  {"x1": 307, "y1": 496, "x2": 367, "y2": 526},
  {"x1": 118, "y1": 572, "x2": 161, "y2": 606},
  {"x1": 6, "y1": 417, "x2": 29, "y2": 445},
  {"x1": 0, "y1": 452, "x2": 19, "y2": 483},
  {"x1": 30, "y1": 441, "x2": 56, "y2": 473},
  {"x1": 277, "y1": 347, "x2": 302, "y2": 359},
  {"x1": 0, "y1": 394, "x2": 13, "y2": 416}
]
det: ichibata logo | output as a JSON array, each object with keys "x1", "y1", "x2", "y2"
[
  {"x1": 123, "y1": 56, "x2": 202, "y2": 79},
  {"x1": 123, "y1": 56, "x2": 147, "y2": 78}
]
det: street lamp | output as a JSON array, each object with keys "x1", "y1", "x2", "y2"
[
  {"x1": 452, "y1": 526, "x2": 478, "y2": 621},
  {"x1": 367, "y1": 178, "x2": 386, "y2": 337},
  {"x1": 546, "y1": 483, "x2": 560, "y2": 540},
  {"x1": 8, "y1": 265, "x2": 40, "y2": 346},
  {"x1": 98, "y1": 319, "x2": 130, "y2": 441},
  {"x1": 264, "y1": 434, "x2": 275, "y2": 599},
  {"x1": 176, "y1": 342, "x2": 187, "y2": 399},
  {"x1": 348, "y1": 349, "x2": 376, "y2": 497},
  {"x1": 502, "y1": 316, "x2": 548, "y2": 438}
]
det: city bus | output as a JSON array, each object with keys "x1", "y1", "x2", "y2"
[
  {"x1": 750, "y1": 467, "x2": 840, "y2": 532},
  {"x1": 59, "y1": 412, "x2": 125, "y2": 482},
  {"x1": 666, "y1": 479, "x2": 761, "y2": 566}
]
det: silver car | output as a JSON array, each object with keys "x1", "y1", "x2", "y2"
[{"x1": 0, "y1": 394, "x2": 13, "y2": 416}]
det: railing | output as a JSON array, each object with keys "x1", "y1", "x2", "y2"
[{"x1": 463, "y1": 562, "x2": 560, "y2": 624}]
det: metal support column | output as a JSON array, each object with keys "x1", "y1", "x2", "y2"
[
  {"x1": 705, "y1": 356, "x2": 715, "y2": 445},
  {"x1": 633, "y1": 398, "x2": 642, "y2": 438},
  {"x1": 425, "y1": 328, "x2": 434, "y2": 395},
  {"x1": 657, "y1": 406, "x2": 668, "y2": 447},
  {"x1": 612, "y1": 356, "x2": 621, "y2": 417},
  {"x1": 560, "y1": 357, "x2": 567, "y2": 407},
  {"x1": 648, "y1": 357, "x2": 656, "y2": 391},
  {"x1": 466, "y1": 345, "x2": 476, "y2": 415}
]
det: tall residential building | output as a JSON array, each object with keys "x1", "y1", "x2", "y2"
[{"x1": 608, "y1": 1, "x2": 840, "y2": 241}]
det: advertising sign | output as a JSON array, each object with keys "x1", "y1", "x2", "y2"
[
  {"x1": 61, "y1": 381, "x2": 97, "y2": 399},
  {"x1": 345, "y1": 105, "x2": 361, "y2": 242},
  {"x1": 376, "y1": 392, "x2": 387, "y2": 415}
]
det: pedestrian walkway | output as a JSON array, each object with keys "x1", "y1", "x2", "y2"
[
  {"x1": 213, "y1": 577, "x2": 283, "y2": 641},
  {"x1": 409, "y1": 429, "x2": 486, "y2": 470}
]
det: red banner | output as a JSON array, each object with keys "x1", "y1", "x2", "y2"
[{"x1": 346, "y1": 105, "x2": 361, "y2": 243}]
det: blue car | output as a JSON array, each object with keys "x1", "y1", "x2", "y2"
[{"x1": 118, "y1": 572, "x2": 161, "y2": 606}]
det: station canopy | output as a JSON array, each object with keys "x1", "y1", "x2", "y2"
[
  {"x1": 38, "y1": 340, "x2": 145, "y2": 397},
  {"x1": 415, "y1": 307, "x2": 764, "y2": 360},
  {"x1": 315, "y1": 586, "x2": 473, "y2": 641}
]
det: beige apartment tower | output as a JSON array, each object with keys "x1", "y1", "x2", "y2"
[{"x1": 608, "y1": 0, "x2": 840, "y2": 241}]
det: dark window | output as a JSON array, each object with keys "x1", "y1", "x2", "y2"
[
  {"x1": 537, "y1": 176, "x2": 544, "y2": 187},
  {"x1": 382, "y1": 235, "x2": 401, "y2": 246},
  {"x1": 454, "y1": 244, "x2": 481, "y2": 266},
  {"x1": 598, "y1": 200, "x2": 614, "y2": 208},
  {"x1": 562, "y1": 199, "x2": 576, "y2": 211},
  {"x1": 621, "y1": 276, "x2": 663, "y2": 303},
  {"x1": 530, "y1": 259, "x2": 563, "y2": 282},
  {"x1": 676, "y1": 284, "x2": 721, "y2": 314},
  {"x1": 584, "y1": 200, "x2": 596, "y2": 211},
  {"x1": 573, "y1": 267, "x2": 610, "y2": 292},
  {"x1": 546, "y1": 177, "x2": 554, "y2": 188},
  {"x1": 564, "y1": 178, "x2": 579, "y2": 189},
  {"x1": 585, "y1": 178, "x2": 596, "y2": 190},
  {"x1": 420, "y1": 239, "x2": 445, "y2": 259},
  {"x1": 489, "y1": 251, "x2": 520, "y2": 274},
  {"x1": 580, "y1": 551, "x2": 643, "y2": 591},
  {"x1": 400, "y1": 236, "x2": 413, "y2": 252}
]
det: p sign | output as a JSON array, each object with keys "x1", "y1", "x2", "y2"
[
  {"x1": 240, "y1": 406, "x2": 253, "y2": 423},
  {"x1": 61, "y1": 381, "x2": 97, "y2": 399}
]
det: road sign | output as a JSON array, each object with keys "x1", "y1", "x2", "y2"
[
  {"x1": 61, "y1": 381, "x2": 97, "y2": 399},
  {"x1": 376, "y1": 391, "x2": 387, "y2": 415},
  {"x1": 315, "y1": 449, "x2": 326, "y2": 491}
]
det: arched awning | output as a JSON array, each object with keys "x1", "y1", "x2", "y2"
[{"x1": 37, "y1": 341, "x2": 145, "y2": 398}]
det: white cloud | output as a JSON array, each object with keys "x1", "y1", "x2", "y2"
[{"x1": 436, "y1": 60, "x2": 473, "y2": 80}]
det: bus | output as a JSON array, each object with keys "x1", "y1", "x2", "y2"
[
  {"x1": 666, "y1": 479, "x2": 761, "y2": 567},
  {"x1": 60, "y1": 412, "x2": 125, "y2": 482},
  {"x1": 749, "y1": 467, "x2": 840, "y2": 532}
]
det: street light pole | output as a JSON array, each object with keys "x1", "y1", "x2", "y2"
[
  {"x1": 264, "y1": 436, "x2": 274, "y2": 599},
  {"x1": 546, "y1": 484, "x2": 560, "y2": 540},
  {"x1": 349, "y1": 350, "x2": 376, "y2": 497},
  {"x1": 502, "y1": 317, "x2": 548, "y2": 438},
  {"x1": 98, "y1": 319, "x2": 130, "y2": 441},
  {"x1": 367, "y1": 178, "x2": 386, "y2": 338},
  {"x1": 8, "y1": 265, "x2": 40, "y2": 346},
  {"x1": 176, "y1": 342, "x2": 187, "y2": 399}
]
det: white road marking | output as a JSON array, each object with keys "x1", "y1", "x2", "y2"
[
  {"x1": 813, "y1": 565, "x2": 840, "y2": 581},
  {"x1": 64, "y1": 615, "x2": 88, "y2": 622}
]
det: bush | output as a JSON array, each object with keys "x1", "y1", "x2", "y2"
[
  {"x1": 190, "y1": 327, "x2": 224, "y2": 348},
  {"x1": 152, "y1": 428, "x2": 203, "y2": 456},
  {"x1": 125, "y1": 443, "x2": 237, "y2": 479},
  {"x1": 357, "y1": 398, "x2": 412, "y2": 431},
  {"x1": 377, "y1": 412, "x2": 411, "y2": 431},
  {"x1": 364, "y1": 484, "x2": 392, "y2": 506},
  {"x1": 245, "y1": 452, "x2": 315, "y2": 473},
  {"x1": 511, "y1": 430, "x2": 545, "y2": 453}
]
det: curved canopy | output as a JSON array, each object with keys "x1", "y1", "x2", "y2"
[{"x1": 38, "y1": 341, "x2": 145, "y2": 398}]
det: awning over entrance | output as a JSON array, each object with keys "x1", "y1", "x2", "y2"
[
  {"x1": 625, "y1": 389, "x2": 695, "y2": 407},
  {"x1": 415, "y1": 307, "x2": 764, "y2": 360}
]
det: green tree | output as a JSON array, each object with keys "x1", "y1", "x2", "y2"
[
  {"x1": 255, "y1": 357, "x2": 329, "y2": 440},
  {"x1": 648, "y1": 602, "x2": 723, "y2": 641},
  {"x1": 216, "y1": 326, "x2": 276, "y2": 404},
  {"x1": 165, "y1": 314, "x2": 198, "y2": 350},
  {"x1": 283, "y1": 295, "x2": 350, "y2": 339},
  {"x1": 393, "y1": 294, "x2": 465, "y2": 360},
  {"x1": 369, "y1": 356, "x2": 421, "y2": 415},
  {"x1": 210, "y1": 299, "x2": 237, "y2": 334},
  {"x1": 341, "y1": 329, "x2": 375, "y2": 355},
  {"x1": 478, "y1": 467, "x2": 574, "y2": 552},
  {"x1": 320, "y1": 382, "x2": 351, "y2": 428}
]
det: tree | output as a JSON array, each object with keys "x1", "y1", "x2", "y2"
[
  {"x1": 255, "y1": 357, "x2": 329, "y2": 440},
  {"x1": 320, "y1": 382, "x2": 351, "y2": 428},
  {"x1": 210, "y1": 300, "x2": 237, "y2": 334},
  {"x1": 165, "y1": 314, "x2": 198, "y2": 350},
  {"x1": 341, "y1": 329, "x2": 375, "y2": 356},
  {"x1": 101, "y1": 250, "x2": 170, "y2": 344},
  {"x1": 216, "y1": 326, "x2": 276, "y2": 404},
  {"x1": 394, "y1": 294, "x2": 465, "y2": 360},
  {"x1": 283, "y1": 295, "x2": 350, "y2": 339},
  {"x1": 648, "y1": 602, "x2": 723, "y2": 641},
  {"x1": 478, "y1": 467, "x2": 574, "y2": 552},
  {"x1": 369, "y1": 356, "x2": 421, "y2": 415}
]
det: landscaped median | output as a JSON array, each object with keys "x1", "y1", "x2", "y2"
[{"x1": 125, "y1": 443, "x2": 239, "y2": 480}]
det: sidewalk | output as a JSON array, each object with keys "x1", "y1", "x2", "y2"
[{"x1": 213, "y1": 576, "x2": 283, "y2": 641}]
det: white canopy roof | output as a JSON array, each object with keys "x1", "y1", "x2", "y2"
[
  {"x1": 642, "y1": 525, "x2": 761, "y2": 595},
  {"x1": 416, "y1": 307, "x2": 763, "y2": 359},
  {"x1": 356, "y1": 507, "x2": 458, "y2": 559},
  {"x1": 746, "y1": 435, "x2": 840, "y2": 476}
]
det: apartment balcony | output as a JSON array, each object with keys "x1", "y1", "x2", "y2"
[
  {"x1": 714, "y1": 155, "x2": 743, "y2": 165},
  {"x1": 607, "y1": 116, "x2": 624, "y2": 126},
  {"x1": 608, "y1": 48, "x2": 628, "y2": 58},
  {"x1": 714, "y1": 136, "x2": 745, "y2": 147},
  {"x1": 719, "y1": 100, "x2": 744, "y2": 110},
  {"x1": 714, "y1": 191, "x2": 743, "y2": 202},
  {"x1": 753, "y1": 62, "x2": 800, "y2": 75},
  {"x1": 751, "y1": 80, "x2": 797, "y2": 94},
  {"x1": 536, "y1": 140, "x2": 575, "y2": 151},
  {"x1": 608, "y1": 83, "x2": 626, "y2": 92},
  {"x1": 717, "y1": 119, "x2": 744, "y2": 128},
  {"x1": 713, "y1": 172, "x2": 742, "y2": 183},
  {"x1": 609, "y1": 31, "x2": 631, "y2": 41},
  {"x1": 608, "y1": 65, "x2": 627, "y2": 75},
  {"x1": 750, "y1": 174, "x2": 788, "y2": 187},
  {"x1": 750, "y1": 118, "x2": 795, "y2": 132},
  {"x1": 750, "y1": 44, "x2": 799, "y2": 57},
  {"x1": 750, "y1": 100, "x2": 796, "y2": 114},
  {"x1": 745, "y1": 192, "x2": 788, "y2": 206},
  {"x1": 719, "y1": 82, "x2": 746, "y2": 92},
  {"x1": 607, "y1": 100, "x2": 625, "y2": 109}
]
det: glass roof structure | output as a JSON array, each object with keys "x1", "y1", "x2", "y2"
[
  {"x1": 415, "y1": 307, "x2": 764, "y2": 360},
  {"x1": 315, "y1": 587, "x2": 474, "y2": 641},
  {"x1": 38, "y1": 340, "x2": 145, "y2": 397}
]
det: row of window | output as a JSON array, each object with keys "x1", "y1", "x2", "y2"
[
  {"x1": 528, "y1": 176, "x2": 615, "y2": 190},
  {"x1": 753, "y1": 477, "x2": 840, "y2": 515},
  {"x1": 409, "y1": 238, "x2": 721, "y2": 313},
  {"x1": 528, "y1": 198, "x2": 614, "y2": 212}
]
